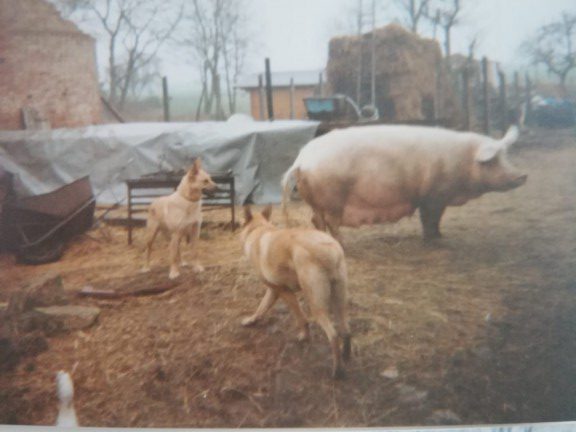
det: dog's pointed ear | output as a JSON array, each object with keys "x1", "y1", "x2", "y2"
[
  {"x1": 189, "y1": 158, "x2": 201, "y2": 177},
  {"x1": 261, "y1": 205, "x2": 273, "y2": 221},
  {"x1": 243, "y1": 205, "x2": 253, "y2": 224}
]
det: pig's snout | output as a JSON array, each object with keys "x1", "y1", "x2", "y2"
[{"x1": 513, "y1": 174, "x2": 528, "y2": 188}]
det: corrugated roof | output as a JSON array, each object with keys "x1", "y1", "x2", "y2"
[{"x1": 236, "y1": 69, "x2": 326, "y2": 89}]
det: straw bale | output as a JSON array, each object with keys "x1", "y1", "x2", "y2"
[{"x1": 327, "y1": 23, "x2": 460, "y2": 124}]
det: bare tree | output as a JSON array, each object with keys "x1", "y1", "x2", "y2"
[
  {"x1": 467, "y1": 34, "x2": 479, "y2": 61},
  {"x1": 180, "y1": 0, "x2": 252, "y2": 120},
  {"x1": 430, "y1": 0, "x2": 463, "y2": 61},
  {"x1": 395, "y1": 0, "x2": 430, "y2": 34},
  {"x1": 222, "y1": 13, "x2": 251, "y2": 114},
  {"x1": 53, "y1": 0, "x2": 183, "y2": 109},
  {"x1": 522, "y1": 12, "x2": 576, "y2": 96},
  {"x1": 334, "y1": 0, "x2": 386, "y2": 34},
  {"x1": 127, "y1": 59, "x2": 162, "y2": 100}
]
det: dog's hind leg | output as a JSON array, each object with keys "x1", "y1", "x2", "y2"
[
  {"x1": 319, "y1": 311, "x2": 343, "y2": 379},
  {"x1": 278, "y1": 290, "x2": 310, "y2": 341},
  {"x1": 184, "y1": 222, "x2": 204, "y2": 272},
  {"x1": 332, "y1": 277, "x2": 351, "y2": 362},
  {"x1": 298, "y1": 267, "x2": 344, "y2": 379},
  {"x1": 241, "y1": 286, "x2": 279, "y2": 326},
  {"x1": 142, "y1": 218, "x2": 161, "y2": 273}
]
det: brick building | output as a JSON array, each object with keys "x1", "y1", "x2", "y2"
[
  {"x1": 237, "y1": 70, "x2": 325, "y2": 120},
  {"x1": 0, "y1": 0, "x2": 101, "y2": 130}
]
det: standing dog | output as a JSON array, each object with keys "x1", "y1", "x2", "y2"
[
  {"x1": 240, "y1": 205, "x2": 351, "y2": 379},
  {"x1": 143, "y1": 159, "x2": 217, "y2": 279}
]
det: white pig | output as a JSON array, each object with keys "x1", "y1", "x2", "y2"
[{"x1": 282, "y1": 125, "x2": 527, "y2": 240}]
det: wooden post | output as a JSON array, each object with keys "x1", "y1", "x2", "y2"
[
  {"x1": 434, "y1": 56, "x2": 441, "y2": 121},
  {"x1": 482, "y1": 57, "x2": 490, "y2": 135},
  {"x1": 162, "y1": 76, "x2": 170, "y2": 122},
  {"x1": 289, "y1": 77, "x2": 295, "y2": 119},
  {"x1": 258, "y1": 74, "x2": 265, "y2": 120},
  {"x1": 525, "y1": 73, "x2": 533, "y2": 125},
  {"x1": 498, "y1": 69, "x2": 507, "y2": 131},
  {"x1": 127, "y1": 183, "x2": 133, "y2": 245},
  {"x1": 462, "y1": 66, "x2": 471, "y2": 131},
  {"x1": 355, "y1": 0, "x2": 363, "y2": 106},
  {"x1": 100, "y1": 96, "x2": 125, "y2": 123},
  {"x1": 513, "y1": 71, "x2": 520, "y2": 108},
  {"x1": 265, "y1": 58, "x2": 274, "y2": 121},
  {"x1": 370, "y1": 0, "x2": 376, "y2": 107}
]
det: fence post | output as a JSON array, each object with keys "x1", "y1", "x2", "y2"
[
  {"x1": 513, "y1": 71, "x2": 520, "y2": 108},
  {"x1": 162, "y1": 76, "x2": 170, "y2": 122},
  {"x1": 258, "y1": 74, "x2": 265, "y2": 120},
  {"x1": 265, "y1": 58, "x2": 274, "y2": 121},
  {"x1": 434, "y1": 56, "x2": 441, "y2": 121},
  {"x1": 482, "y1": 57, "x2": 491, "y2": 135},
  {"x1": 289, "y1": 77, "x2": 295, "y2": 119},
  {"x1": 498, "y1": 69, "x2": 507, "y2": 131},
  {"x1": 525, "y1": 73, "x2": 533, "y2": 125},
  {"x1": 462, "y1": 66, "x2": 470, "y2": 131}
]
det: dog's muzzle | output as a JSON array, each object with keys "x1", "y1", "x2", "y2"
[{"x1": 203, "y1": 186, "x2": 219, "y2": 198}]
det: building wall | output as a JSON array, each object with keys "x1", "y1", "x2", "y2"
[
  {"x1": 248, "y1": 86, "x2": 317, "y2": 120},
  {"x1": 0, "y1": 0, "x2": 101, "y2": 130}
]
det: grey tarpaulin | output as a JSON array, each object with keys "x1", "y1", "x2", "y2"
[{"x1": 0, "y1": 118, "x2": 319, "y2": 204}]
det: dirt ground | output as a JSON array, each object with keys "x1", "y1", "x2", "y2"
[{"x1": 1, "y1": 127, "x2": 576, "y2": 427}]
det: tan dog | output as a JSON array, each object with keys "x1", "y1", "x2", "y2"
[
  {"x1": 142, "y1": 159, "x2": 217, "y2": 279},
  {"x1": 240, "y1": 205, "x2": 351, "y2": 379}
]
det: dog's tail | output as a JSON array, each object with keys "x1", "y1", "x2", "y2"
[{"x1": 281, "y1": 159, "x2": 301, "y2": 228}]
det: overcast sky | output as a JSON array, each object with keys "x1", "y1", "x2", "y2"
[{"x1": 157, "y1": 0, "x2": 576, "y2": 91}]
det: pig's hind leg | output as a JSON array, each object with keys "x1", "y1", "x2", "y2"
[{"x1": 311, "y1": 211, "x2": 342, "y2": 244}]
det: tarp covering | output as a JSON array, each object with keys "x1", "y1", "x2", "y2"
[{"x1": 0, "y1": 119, "x2": 319, "y2": 204}]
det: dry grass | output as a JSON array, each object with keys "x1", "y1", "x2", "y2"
[{"x1": 1, "y1": 128, "x2": 576, "y2": 427}]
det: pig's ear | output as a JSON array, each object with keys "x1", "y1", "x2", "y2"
[
  {"x1": 475, "y1": 126, "x2": 519, "y2": 163},
  {"x1": 475, "y1": 142, "x2": 502, "y2": 162},
  {"x1": 261, "y1": 205, "x2": 273, "y2": 221},
  {"x1": 243, "y1": 205, "x2": 253, "y2": 224}
]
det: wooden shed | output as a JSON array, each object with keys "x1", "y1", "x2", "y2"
[{"x1": 237, "y1": 70, "x2": 326, "y2": 120}]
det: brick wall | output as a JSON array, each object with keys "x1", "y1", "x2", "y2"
[{"x1": 0, "y1": 0, "x2": 101, "y2": 130}]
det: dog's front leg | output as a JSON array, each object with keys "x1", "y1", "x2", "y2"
[
  {"x1": 142, "y1": 216, "x2": 160, "y2": 273},
  {"x1": 168, "y1": 233, "x2": 183, "y2": 279},
  {"x1": 241, "y1": 287, "x2": 279, "y2": 326}
]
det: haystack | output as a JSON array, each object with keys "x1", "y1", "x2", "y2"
[{"x1": 327, "y1": 23, "x2": 460, "y2": 125}]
